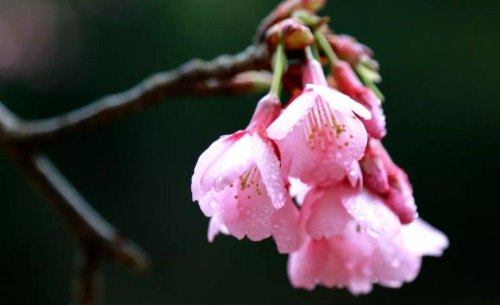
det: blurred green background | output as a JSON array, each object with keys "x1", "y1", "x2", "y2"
[{"x1": 0, "y1": 0, "x2": 499, "y2": 304}]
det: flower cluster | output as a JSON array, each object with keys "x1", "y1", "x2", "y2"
[{"x1": 191, "y1": 0, "x2": 448, "y2": 295}]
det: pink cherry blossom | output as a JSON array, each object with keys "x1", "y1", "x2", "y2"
[
  {"x1": 267, "y1": 59, "x2": 370, "y2": 186},
  {"x1": 328, "y1": 34, "x2": 374, "y2": 66},
  {"x1": 361, "y1": 139, "x2": 418, "y2": 224},
  {"x1": 333, "y1": 60, "x2": 387, "y2": 139},
  {"x1": 288, "y1": 183, "x2": 448, "y2": 294},
  {"x1": 191, "y1": 95, "x2": 301, "y2": 253}
]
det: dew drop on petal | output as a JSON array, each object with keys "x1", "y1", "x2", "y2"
[
  {"x1": 367, "y1": 227, "x2": 380, "y2": 238},
  {"x1": 209, "y1": 200, "x2": 218, "y2": 209}
]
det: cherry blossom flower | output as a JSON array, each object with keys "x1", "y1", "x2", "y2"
[
  {"x1": 191, "y1": 94, "x2": 301, "y2": 253},
  {"x1": 328, "y1": 34, "x2": 374, "y2": 66},
  {"x1": 287, "y1": 182, "x2": 448, "y2": 294},
  {"x1": 333, "y1": 60, "x2": 387, "y2": 139},
  {"x1": 267, "y1": 59, "x2": 371, "y2": 186},
  {"x1": 361, "y1": 139, "x2": 418, "y2": 224}
]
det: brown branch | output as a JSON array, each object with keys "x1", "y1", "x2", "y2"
[
  {"x1": 0, "y1": 44, "x2": 273, "y2": 305},
  {"x1": 6, "y1": 148, "x2": 149, "y2": 270},
  {"x1": 73, "y1": 247, "x2": 103, "y2": 305},
  {"x1": 0, "y1": 45, "x2": 269, "y2": 147}
]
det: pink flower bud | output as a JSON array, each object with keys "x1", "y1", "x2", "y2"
[
  {"x1": 302, "y1": 58, "x2": 328, "y2": 86},
  {"x1": 328, "y1": 34, "x2": 374, "y2": 66},
  {"x1": 333, "y1": 61, "x2": 387, "y2": 139},
  {"x1": 361, "y1": 152, "x2": 390, "y2": 194},
  {"x1": 362, "y1": 140, "x2": 418, "y2": 224},
  {"x1": 385, "y1": 171, "x2": 418, "y2": 224},
  {"x1": 247, "y1": 93, "x2": 282, "y2": 131}
]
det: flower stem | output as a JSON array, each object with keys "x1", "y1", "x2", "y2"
[
  {"x1": 355, "y1": 63, "x2": 385, "y2": 101},
  {"x1": 270, "y1": 43, "x2": 287, "y2": 97},
  {"x1": 314, "y1": 29, "x2": 338, "y2": 66}
]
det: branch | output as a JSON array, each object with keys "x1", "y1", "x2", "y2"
[
  {"x1": 73, "y1": 247, "x2": 103, "y2": 305},
  {"x1": 0, "y1": 43, "x2": 272, "y2": 305},
  {"x1": 7, "y1": 148, "x2": 149, "y2": 270},
  {"x1": 0, "y1": 45, "x2": 269, "y2": 146}
]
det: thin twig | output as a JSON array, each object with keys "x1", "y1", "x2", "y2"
[
  {"x1": 73, "y1": 246, "x2": 103, "y2": 305},
  {"x1": 6, "y1": 148, "x2": 149, "y2": 270},
  {"x1": 0, "y1": 43, "x2": 272, "y2": 305},
  {"x1": 0, "y1": 45, "x2": 269, "y2": 146}
]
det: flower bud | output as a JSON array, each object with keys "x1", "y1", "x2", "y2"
[
  {"x1": 361, "y1": 153, "x2": 389, "y2": 194},
  {"x1": 361, "y1": 140, "x2": 418, "y2": 224},
  {"x1": 248, "y1": 94, "x2": 282, "y2": 130},
  {"x1": 266, "y1": 19, "x2": 314, "y2": 50},
  {"x1": 328, "y1": 34, "x2": 374, "y2": 66},
  {"x1": 333, "y1": 60, "x2": 387, "y2": 139},
  {"x1": 299, "y1": 0, "x2": 326, "y2": 12}
]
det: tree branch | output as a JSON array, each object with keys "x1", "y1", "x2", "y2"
[
  {"x1": 0, "y1": 43, "x2": 272, "y2": 305},
  {"x1": 7, "y1": 148, "x2": 149, "y2": 270},
  {"x1": 0, "y1": 45, "x2": 270, "y2": 146},
  {"x1": 73, "y1": 246, "x2": 103, "y2": 305}
]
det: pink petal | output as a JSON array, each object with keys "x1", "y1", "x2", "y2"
[
  {"x1": 323, "y1": 222, "x2": 376, "y2": 294},
  {"x1": 288, "y1": 237, "x2": 329, "y2": 290},
  {"x1": 200, "y1": 133, "x2": 254, "y2": 193},
  {"x1": 267, "y1": 90, "x2": 316, "y2": 140},
  {"x1": 370, "y1": 234, "x2": 422, "y2": 289},
  {"x1": 191, "y1": 135, "x2": 232, "y2": 200},
  {"x1": 346, "y1": 161, "x2": 363, "y2": 187},
  {"x1": 307, "y1": 84, "x2": 372, "y2": 120},
  {"x1": 361, "y1": 152, "x2": 390, "y2": 194},
  {"x1": 302, "y1": 59, "x2": 328, "y2": 86},
  {"x1": 342, "y1": 188, "x2": 401, "y2": 239},
  {"x1": 272, "y1": 198, "x2": 301, "y2": 253},
  {"x1": 219, "y1": 170, "x2": 276, "y2": 242},
  {"x1": 385, "y1": 171, "x2": 418, "y2": 224},
  {"x1": 304, "y1": 185, "x2": 353, "y2": 239},
  {"x1": 252, "y1": 135, "x2": 287, "y2": 209},
  {"x1": 197, "y1": 191, "x2": 219, "y2": 217},
  {"x1": 218, "y1": 186, "x2": 246, "y2": 240},
  {"x1": 207, "y1": 213, "x2": 228, "y2": 242},
  {"x1": 271, "y1": 102, "x2": 368, "y2": 184},
  {"x1": 401, "y1": 218, "x2": 449, "y2": 257}
]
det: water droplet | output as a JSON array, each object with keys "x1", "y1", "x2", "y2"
[{"x1": 367, "y1": 227, "x2": 380, "y2": 238}]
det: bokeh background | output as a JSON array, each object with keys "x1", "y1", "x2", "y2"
[{"x1": 1, "y1": 0, "x2": 499, "y2": 304}]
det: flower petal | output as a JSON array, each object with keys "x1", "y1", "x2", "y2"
[
  {"x1": 272, "y1": 198, "x2": 301, "y2": 253},
  {"x1": 267, "y1": 90, "x2": 316, "y2": 140},
  {"x1": 306, "y1": 84, "x2": 372, "y2": 119},
  {"x1": 252, "y1": 135, "x2": 287, "y2": 209},
  {"x1": 304, "y1": 185, "x2": 352, "y2": 239},
  {"x1": 201, "y1": 133, "x2": 256, "y2": 194},
  {"x1": 342, "y1": 189, "x2": 401, "y2": 239},
  {"x1": 401, "y1": 218, "x2": 449, "y2": 257},
  {"x1": 191, "y1": 135, "x2": 233, "y2": 200},
  {"x1": 288, "y1": 237, "x2": 329, "y2": 290}
]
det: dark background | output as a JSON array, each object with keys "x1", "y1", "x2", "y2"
[{"x1": 0, "y1": 0, "x2": 499, "y2": 304}]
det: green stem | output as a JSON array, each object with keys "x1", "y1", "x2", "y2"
[
  {"x1": 314, "y1": 29, "x2": 338, "y2": 66},
  {"x1": 270, "y1": 43, "x2": 287, "y2": 97},
  {"x1": 311, "y1": 44, "x2": 321, "y2": 61},
  {"x1": 355, "y1": 64, "x2": 385, "y2": 101}
]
